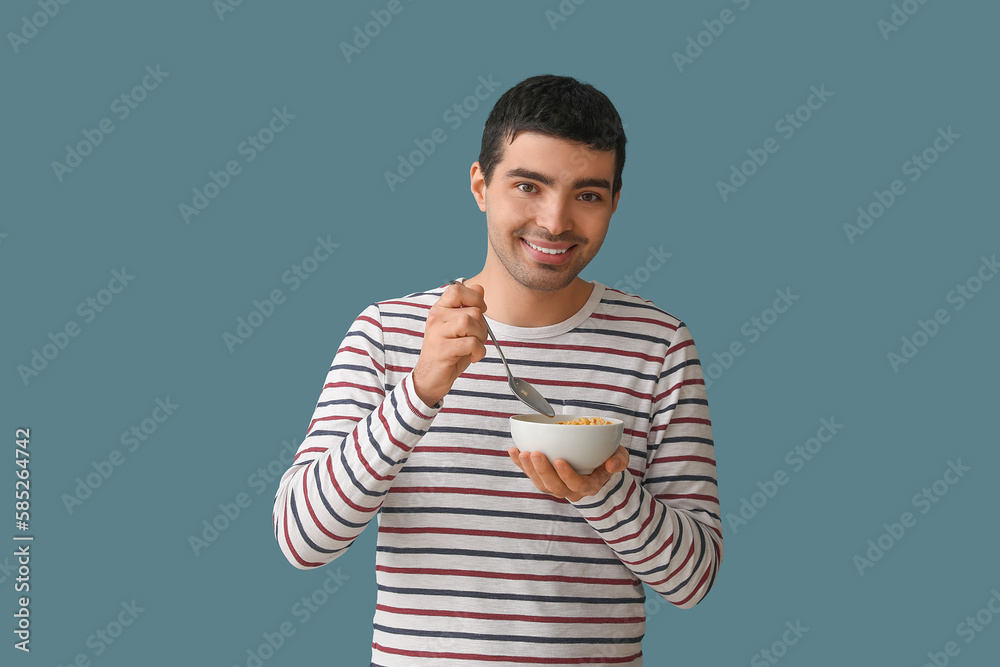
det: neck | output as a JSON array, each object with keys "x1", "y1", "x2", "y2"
[{"x1": 465, "y1": 256, "x2": 594, "y2": 328}]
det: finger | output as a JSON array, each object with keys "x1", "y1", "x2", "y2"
[
  {"x1": 604, "y1": 446, "x2": 630, "y2": 474},
  {"x1": 553, "y1": 459, "x2": 595, "y2": 495},
  {"x1": 518, "y1": 452, "x2": 553, "y2": 494},
  {"x1": 440, "y1": 308, "x2": 488, "y2": 343},
  {"x1": 462, "y1": 282, "x2": 487, "y2": 313},
  {"x1": 561, "y1": 459, "x2": 614, "y2": 497},
  {"x1": 507, "y1": 447, "x2": 525, "y2": 472},
  {"x1": 436, "y1": 283, "x2": 466, "y2": 309},
  {"x1": 439, "y1": 282, "x2": 488, "y2": 312},
  {"x1": 445, "y1": 336, "x2": 487, "y2": 367},
  {"x1": 528, "y1": 452, "x2": 574, "y2": 497}
]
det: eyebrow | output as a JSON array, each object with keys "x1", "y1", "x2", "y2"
[{"x1": 503, "y1": 167, "x2": 612, "y2": 192}]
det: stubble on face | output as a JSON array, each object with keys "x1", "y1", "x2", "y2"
[{"x1": 484, "y1": 205, "x2": 600, "y2": 293}]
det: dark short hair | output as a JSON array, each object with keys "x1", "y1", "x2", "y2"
[{"x1": 478, "y1": 75, "x2": 627, "y2": 196}]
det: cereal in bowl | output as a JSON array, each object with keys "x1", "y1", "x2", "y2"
[{"x1": 556, "y1": 417, "x2": 612, "y2": 425}]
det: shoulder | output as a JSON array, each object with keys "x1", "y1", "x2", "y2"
[
  {"x1": 596, "y1": 284, "x2": 687, "y2": 334},
  {"x1": 351, "y1": 281, "x2": 449, "y2": 327}
]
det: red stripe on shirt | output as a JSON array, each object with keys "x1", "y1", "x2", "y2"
[
  {"x1": 674, "y1": 564, "x2": 713, "y2": 607},
  {"x1": 380, "y1": 300, "x2": 431, "y2": 310},
  {"x1": 375, "y1": 400, "x2": 413, "y2": 454},
  {"x1": 325, "y1": 456, "x2": 381, "y2": 514},
  {"x1": 337, "y1": 345, "x2": 385, "y2": 374},
  {"x1": 282, "y1": 499, "x2": 323, "y2": 568},
  {"x1": 650, "y1": 455, "x2": 716, "y2": 466},
  {"x1": 590, "y1": 312, "x2": 678, "y2": 331},
  {"x1": 587, "y1": 478, "x2": 638, "y2": 522},
  {"x1": 667, "y1": 338, "x2": 694, "y2": 354},
  {"x1": 401, "y1": 377, "x2": 434, "y2": 420},
  {"x1": 389, "y1": 486, "x2": 569, "y2": 504},
  {"x1": 651, "y1": 417, "x2": 712, "y2": 431},
  {"x1": 652, "y1": 378, "x2": 703, "y2": 403},
  {"x1": 383, "y1": 325, "x2": 425, "y2": 338},
  {"x1": 621, "y1": 532, "x2": 674, "y2": 567},
  {"x1": 414, "y1": 445, "x2": 509, "y2": 457},
  {"x1": 357, "y1": 315, "x2": 383, "y2": 330},
  {"x1": 324, "y1": 380, "x2": 385, "y2": 396},
  {"x1": 487, "y1": 339, "x2": 664, "y2": 363},
  {"x1": 373, "y1": 643, "x2": 643, "y2": 664},
  {"x1": 460, "y1": 372, "x2": 648, "y2": 399},
  {"x1": 656, "y1": 492, "x2": 718, "y2": 504},
  {"x1": 308, "y1": 414, "x2": 362, "y2": 433},
  {"x1": 607, "y1": 497, "x2": 658, "y2": 545},
  {"x1": 376, "y1": 566, "x2": 636, "y2": 586},
  {"x1": 351, "y1": 429, "x2": 392, "y2": 483},
  {"x1": 650, "y1": 542, "x2": 695, "y2": 587},
  {"x1": 440, "y1": 406, "x2": 518, "y2": 419},
  {"x1": 294, "y1": 447, "x2": 328, "y2": 461},
  {"x1": 376, "y1": 603, "x2": 643, "y2": 624},
  {"x1": 379, "y1": 525, "x2": 604, "y2": 545}
]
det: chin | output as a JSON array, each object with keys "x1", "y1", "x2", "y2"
[{"x1": 510, "y1": 265, "x2": 581, "y2": 292}]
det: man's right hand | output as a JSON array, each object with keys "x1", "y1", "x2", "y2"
[{"x1": 412, "y1": 281, "x2": 489, "y2": 408}]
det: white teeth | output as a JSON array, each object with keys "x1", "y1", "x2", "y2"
[{"x1": 525, "y1": 240, "x2": 568, "y2": 255}]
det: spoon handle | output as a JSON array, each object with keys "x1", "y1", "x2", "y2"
[{"x1": 482, "y1": 318, "x2": 513, "y2": 376}]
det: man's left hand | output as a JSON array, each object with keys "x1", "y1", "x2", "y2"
[{"x1": 507, "y1": 446, "x2": 630, "y2": 502}]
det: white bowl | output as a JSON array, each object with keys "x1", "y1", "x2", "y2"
[{"x1": 509, "y1": 414, "x2": 624, "y2": 475}]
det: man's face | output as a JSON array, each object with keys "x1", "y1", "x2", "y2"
[{"x1": 471, "y1": 132, "x2": 620, "y2": 293}]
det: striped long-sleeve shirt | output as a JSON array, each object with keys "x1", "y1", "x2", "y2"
[{"x1": 273, "y1": 280, "x2": 723, "y2": 666}]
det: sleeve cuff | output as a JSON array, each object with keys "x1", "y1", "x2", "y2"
[
  {"x1": 571, "y1": 471, "x2": 635, "y2": 518},
  {"x1": 398, "y1": 372, "x2": 442, "y2": 424}
]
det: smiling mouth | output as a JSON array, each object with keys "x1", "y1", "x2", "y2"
[{"x1": 522, "y1": 239, "x2": 574, "y2": 255}]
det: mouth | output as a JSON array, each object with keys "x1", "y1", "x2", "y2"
[{"x1": 520, "y1": 238, "x2": 577, "y2": 265}]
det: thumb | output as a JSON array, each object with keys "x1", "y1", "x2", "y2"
[{"x1": 611, "y1": 448, "x2": 628, "y2": 473}]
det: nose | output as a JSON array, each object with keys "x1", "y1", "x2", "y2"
[{"x1": 530, "y1": 195, "x2": 573, "y2": 236}]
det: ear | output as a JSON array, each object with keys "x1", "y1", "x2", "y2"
[{"x1": 470, "y1": 162, "x2": 487, "y2": 212}]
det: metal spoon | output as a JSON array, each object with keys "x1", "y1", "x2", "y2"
[{"x1": 449, "y1": 280, "x2": 555, "y2": 417}]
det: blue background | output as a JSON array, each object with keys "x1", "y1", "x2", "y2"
[{"x1": 3, "y1": 1, "x2": 998, "y2": 665}]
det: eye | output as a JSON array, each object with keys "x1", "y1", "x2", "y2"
[
  {"x1": 516, "y1": 183, "x2": 537, "y2": 193},
  {"x1": 578, "y1": 192, "x2": 601, "y2": 202}
]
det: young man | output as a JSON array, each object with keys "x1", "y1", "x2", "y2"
[{"x1": 273, "y1": 75, "x2": 722, "y2": 665}]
